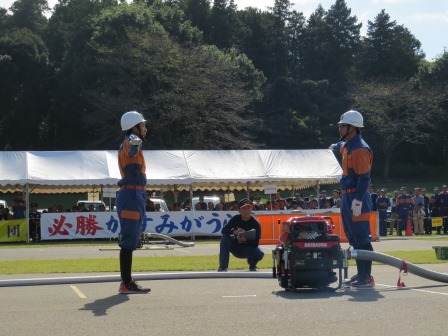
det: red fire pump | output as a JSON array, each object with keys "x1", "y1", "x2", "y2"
[{"x1": 272, "y1": 216, "x2": 348, "y2": 290}]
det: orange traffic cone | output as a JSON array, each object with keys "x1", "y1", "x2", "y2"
[{"x1": 405, "y1": 216, "x2": 413, "y2": 236}]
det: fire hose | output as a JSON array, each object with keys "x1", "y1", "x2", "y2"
[
  {"x1": 1, "y1": 249, "x2": 447, "y2": 288},
  {"x1": 348, "y1": 249, "x2": 448, "y2": 284}
]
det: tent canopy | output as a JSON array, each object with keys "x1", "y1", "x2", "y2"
[{"x1": 0, "y1": 150, "x2": 342, "y2": 193}]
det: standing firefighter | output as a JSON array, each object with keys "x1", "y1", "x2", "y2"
[
  {"x1": 330, "y1": 110, "x2": 375, "y2": 288},
  {"x1": 116, "y1": 111, "x2": 151, "y2": 294}
]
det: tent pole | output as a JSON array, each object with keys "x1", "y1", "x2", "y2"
[
  {"x1": 189, "y1": 185, "x2": 195, "y2": 241},
  {"x1": 25, "y1": 184, "x2": 30, "y2": 243}
]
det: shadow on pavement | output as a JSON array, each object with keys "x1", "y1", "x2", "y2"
[{"x1": 80, "y1": 294, "x2": 129, "y2": 316}]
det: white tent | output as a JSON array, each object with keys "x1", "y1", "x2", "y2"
[{"x1": 0, "y1": 149, "x2": 342, "y2": 193}]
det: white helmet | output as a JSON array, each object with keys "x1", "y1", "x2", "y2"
[
  {"x1": 338, "y1": 110, "x2": 364, "y2": 128},
  {"x1": 121, "y1": 111, "x2": 146, "y2": 131}
]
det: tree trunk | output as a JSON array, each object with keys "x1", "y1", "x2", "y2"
[{"x1": 382, "y1": 150, "x2": 393, "y2": 181}]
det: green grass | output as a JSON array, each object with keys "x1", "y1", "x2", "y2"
[
  {"x1": 1, "y1": 250, "x2": 447, "y2": 275},
  {"x1": 0, "y1": 238, "x2": 220, "y2": 249}
]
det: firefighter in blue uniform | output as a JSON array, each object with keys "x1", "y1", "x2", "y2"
[
  {"x1": 376, "y1": 189, "x2": 390, "y2": 236},
  {"x1": 116, "y1": 111, "x2": 151, "y2": 294},
  {"x1": 434, "y1": 185, "x2": 448, "y2": 234},
  {"x1": 421, "y1": 189, "x2": 431, "y2": 234},
  {"x1": 395, "y1": 187, "x2": 414, "y2": 236},
  {"x1": 330, "y1": 110, "x2": 375, "y2": 288},
  {"x1": 429, "y1": 187, "x2": 439, "y2": 234}
]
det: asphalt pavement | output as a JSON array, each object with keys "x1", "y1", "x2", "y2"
[
  {"x1": 1, "y1": 237, "x2": 448, "y2": 336},
  {"x1": 1, "y1": 236, "x2": 447, "y2": 261}
]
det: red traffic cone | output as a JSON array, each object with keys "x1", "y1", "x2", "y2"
[{"x1": 405, "y1": 216, "x2": 413, "y2": 236}]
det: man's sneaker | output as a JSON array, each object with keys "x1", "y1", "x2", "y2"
[
  {"x1": 350, "y1": 275, "x2": 375, "y2": 288},
  {"x1": 119, "y1": 280, "x2": 151, "y2": 294},
  {"x1": 217, "y1": 268, "x2": 228, "y2": 272},
  {"x1": 249, "y1": 266, "x2": 257, "y2": 271},
  {"x1": 343, "y1": 274, "x2": 359, "y2": 286}
]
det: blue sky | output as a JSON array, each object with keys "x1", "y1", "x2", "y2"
[
  {"x1": 236, "y1": 0, "x2": 448, "y2": 61},
  {"x1": 1, "y1": 0, "x2": 446, "y2": 60}
]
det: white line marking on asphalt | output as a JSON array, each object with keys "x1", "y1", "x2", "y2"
[
  {"x1": 174, "y1": 249, "x2": 192, "y2": 254},
  {"x1": 222, "y1": 295, "x2": 257, "y2": 298},
  {"x1": 70, "y1": 285, "x2": 87, "y2": 299},
  {"x1": 376, "y1": 283, "x2": 448, "y2": 296}
]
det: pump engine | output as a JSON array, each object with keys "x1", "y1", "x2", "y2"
[{"x1": 272, "y1": 216, "x2": 347, "y2": 290}]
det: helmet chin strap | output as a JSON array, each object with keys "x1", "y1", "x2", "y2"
[
  {"x1": 340, "y1": 125, "x2": 353, "y2": 141},
  {"x1": 132, "y1": 125, "x2": 146, "y2": 143}
]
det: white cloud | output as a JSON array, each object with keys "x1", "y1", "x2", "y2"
[
  {"x1": 372, "y1": 0, "x2": 417, "y2": 4},
  {"x1": 407, "y1": 12, "x2": 448, "y2": 23}
]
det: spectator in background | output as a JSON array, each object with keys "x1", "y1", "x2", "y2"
[
  {"x1": 389, "y1": 190, "x2": 399, "y2": 235},
  {"x1": 145, "y1": 199, "x2": 155, "y2": 212},
  {"x1": 197, "y1": 196, "x2": 207, "y2": 210},
  {"x1": 0, "y1": 204, "x2": 12, "y2": 220},
  {"x1": 12, "y1": 193, "x2": 26, "y2": 219},
  {"x1": 308, "y1": 195, "x2": 316, "y2": 208},
  {"x1": 252, "y1": 196, "x2": 263, "y2": 210},
  {"x1": 421, "y1": 189, "x2": 431, "y2": 234},
  {"x1": 414, "y1": 203, "x2": 426, "y2": 235},
  {"x1": 172, "y1": 203, "x2": 181, "y2": 211},
  {"x1": 214, "y1": 202, "x2": 224, "y2": 211},
  {"x1": 319, "y1": 190, "x2": 328, "y2": 208},
  {"x1": 396, "y1": 187, "x2": 414, "y2": 236},
  {"x1": 332, "y1": 198, "x2": 341, "y2": 208},
  {"x1": 29, "y1": 202, "x2": 41, "y2": 241},
  {"x1": 376, "y1": 189, "x2": 390, "y2": 236},
  {"x1": 289, "y1": 200, "x2": 300, "y2": 210},
  {"x1": 429, "y1": 187, "x2": 440, "y2": 234},
  {"x1": 368, "y1": 185, "x2": 378, "y2": 211},
  {"x1": 412, "y1": 188, "x2": 424, "y2": 235},
  {"x1": 88, "y1": 204, "x2": 95, "y2": 212},
  {"x1": 98, "y1": 204, "x2": 106, "y2": 212},
  {"x1": 78, "y1": 202, "x2": 88, "y2": 212},
  {"x1": 207, "y1": 202, "x2": 215, "y2": 211},
  {"x1": 330, "y1": 190, "x2": 340, "y2": 208},
  {"x1": 309, "y1": 199, "x2": 319, "y2": 209},
  {"x1": 154, "y1": 203, "x2": 161, "y2": 212},
  {"x1": 434, "y1": 185, "x2": 448, "y2": 234},
  {"x1": 276, "y1": 193, "x2": 289, "y2": 210},
  {"x1": 3, "y1": 207, "x2": 14, "y2": 220}
]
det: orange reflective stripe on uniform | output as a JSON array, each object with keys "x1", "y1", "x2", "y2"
[
  {"x1": 351, "y1": 148, "x2": 373, "y2": 175},
  {"x1": 118, "y1": 140, "x2": 146, "y2": 178},
  {"x1": 120, "y1": 210, "x2": 141, "y2": 220},
  {"x1": 352, "y1": 213, "x2": 371, "y2": 222}
]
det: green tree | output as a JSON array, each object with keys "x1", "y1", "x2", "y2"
[
  {"x1": 236, "y1": 8, "x2": 276, "y2": 78},
  {"x1": 8, "y1": 0, "x2": 49, "y2": 33},
  {"x1": 324, "y1": 0, "x2": 361, "y2": 82},
  {"x1": 287, "y1": 9, "x2": 306, "y2": 79},
  {"x1": 181, "y1": 0, "x2": 210, "y2": 36},
  {"x1": 351, "y1": 79, "x2": 445, "y2": 180},
  {"x1": 268, "y1": 0, "x2": 292, "y2": 77},
  {"x1": 300, "y1": 1, "x2": 360, "y2": 84},
  {"x1": 208, "y1": 0, "x2": 239, "y2": 49},
  {"x1": 0, "y1": 28, "x2": 50, "y2": 149},
  {"x1": 357, "y1": 9, "x2": 424, "y2": 79},
  {"x1": 65, "y1": 3, "x2": 265, "y2": 149}
]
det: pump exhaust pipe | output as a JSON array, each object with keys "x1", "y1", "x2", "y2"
[{"x1": 349, "y1": 250, "x2": 448, "y2": 283}]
